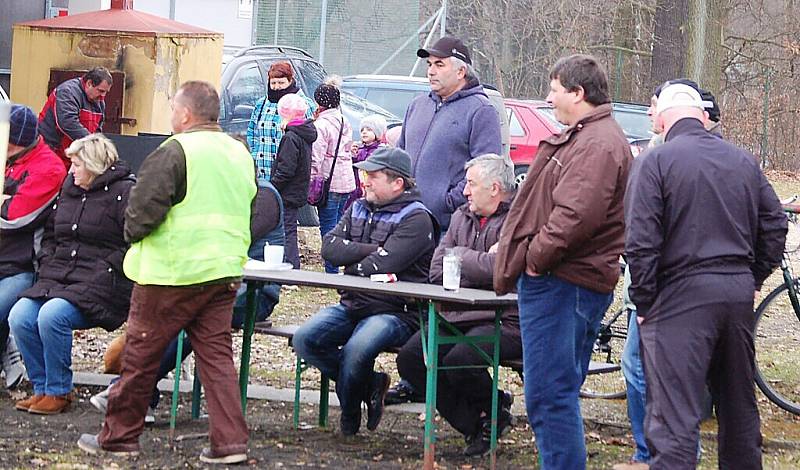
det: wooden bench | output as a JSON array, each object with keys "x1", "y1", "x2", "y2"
[{"x1": 254, "y1": 323, "x2": 621, "y2": 428}]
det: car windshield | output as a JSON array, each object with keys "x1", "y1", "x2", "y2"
[
  {"x1": 535, "y1": 107, "x2": 566, "y2": 130},
  {"x1": 293, "y1": 59, "x2": 327, "y2": 97},
  {"x1": 536, "y1": 104, "x2": 653, "y2": 139},
  {"x1": 363, "y1": 88, "x2": 426, "y2": 118},
  {"x1": 339, "y1": 91, "x2": 397, "y2": 120},
  {"x1": 612, "y1": 109, "x2": 653, "y2": 139}
]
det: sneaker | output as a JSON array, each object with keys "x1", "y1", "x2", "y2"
[
  {"x1": 464, "y1": 429, "x2": 491, "y2": 457},
  {"x1": 28, "y1": 394, "x2": 72, "y2": 415},
  {"x1": 15, "y1": 394, "x2": 44, "y2": 411},
  {"x1": 199, "y1": 447, "x2": 247, "y2": 464},
  {"x1": 90, "y1": 385, "x2": 113, "y2": 413},
  {"x1": 365, "y1": 372, "x2": 390, "y2": 431},
  {"x1": 145, "y1": 406, "x2": 156, "y2": 424},
  {"x1": 2, "y1": 335, "x2": 26, "y2": 390},
  {"x1": 384, "y1": 380, "x2": 425, "y2": 405},
  {"x1": 77, "y1": 433, "x2": 139, "y2": 457}
]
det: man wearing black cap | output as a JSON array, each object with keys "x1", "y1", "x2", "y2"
[
  {"x1": 398, "y1": 36, "x2": 501, "y2": 232},
  {"x1": 0, "y1": 104, "x2": 67, "y2": 390},
  {"x1": 292, "y1": 147, "x2": 439, "y2": 436}
]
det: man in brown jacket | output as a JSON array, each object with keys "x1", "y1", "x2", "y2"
[
  {"x1": 493, "y1": 54, "x2": 632, "y2": 470},
  {"x1": 397, "y1": 153, "x2": 519, "y2": 457}
]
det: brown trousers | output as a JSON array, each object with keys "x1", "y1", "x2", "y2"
[{"x1": 98, "y1": 282, "x2": 248, "y2": 455}]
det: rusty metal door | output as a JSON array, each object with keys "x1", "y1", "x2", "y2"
[{"x1": 47, "y1": 69, "x2": 126, "y2": 134}]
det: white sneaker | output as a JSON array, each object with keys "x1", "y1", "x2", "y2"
[
  {"x1": 3, "y1": 335, "x2": 26, "y2": 389},
  {"x1": 145, "y1": 406, "x2": 156, "y2": 424},
  {"x1": 92, "y1": 384, "x2": 156, "y2": 424},
  {"x1": 90, "y1": 384, "x2": 113, "y2": 413}
]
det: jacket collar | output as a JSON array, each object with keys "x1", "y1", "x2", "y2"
[
  {"x1": 543, "y1": 103, "x2": 613, "y2": 147},
  {"x1": 7, "y1": 137, "x2": 42, "y2": 166},
  {"x1": 664, "y1": 117, "x2": 706, "y2": 142}
]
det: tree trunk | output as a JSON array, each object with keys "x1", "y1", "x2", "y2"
[{"x1": 650, "y1": 0, "x2": 690, "y2": 88}]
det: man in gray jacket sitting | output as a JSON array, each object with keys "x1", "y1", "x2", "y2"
[{"x1": 396, "y1": 153, "x2": 520, "y2": 458}]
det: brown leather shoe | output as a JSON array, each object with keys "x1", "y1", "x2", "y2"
[
  {"x1": 15, "y1": 394, "x2": 44, "y2": 411},
  {"x1": 28, "y1": 394, "x2": 72, "y2": 415}
]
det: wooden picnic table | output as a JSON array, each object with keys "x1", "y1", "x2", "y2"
[{"x1": 239, "y1": 266, "x2": 518, "y2": 470}]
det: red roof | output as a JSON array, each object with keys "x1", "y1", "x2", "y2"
[{"x1": 16, "y1": 8, "x2": 221, "y2": 37}]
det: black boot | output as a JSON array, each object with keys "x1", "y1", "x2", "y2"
[{"x1": 365, "y1": 372, "x2": 390, "y2": 431}]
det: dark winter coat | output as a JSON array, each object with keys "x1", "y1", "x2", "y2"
[
  {"x1": 429, "y1": 200, "x2": 518, "y2": 327},
  {"x1": 1, "y1": 138, "x2": 67, "y2": 278},
  {"x1": 625, "y1": 117, "x2": 787, "y2": 318},
  {"x1": 270, "y1": 120, "x2": 318, "y2": 208},
  {"x1": 22, "y1": 161, "x2": 135, "y2": 331},
  {"x1": 321, "y1": 189, "x2": 439, "y2": 327}
]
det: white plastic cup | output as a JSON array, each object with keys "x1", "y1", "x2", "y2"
[
  {"x1": 442, "y1": 249, "x2": 461, "y2": 291},
  {"x1": 263, "y1": 242, "x2": 284, "y2": 266}
]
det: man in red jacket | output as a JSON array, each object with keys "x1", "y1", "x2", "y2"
[
  {"x1": 38, "y1": 67, "x2": 112, "y2": 169},
  {"x1": 0, "y1": 104, "x2": 67, "y2": 390}
]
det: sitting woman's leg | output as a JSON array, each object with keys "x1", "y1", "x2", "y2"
[
  {"x1": 36, "y1": 298, "x2": 92, "y2": 397},
  {"x1": 8, "y1": 297, "x2": 47, "y2": 396}
]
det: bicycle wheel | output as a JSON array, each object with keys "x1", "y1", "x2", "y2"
[
  {"x1": 580, "y1": 308, "x2": 628, "y2": 400},
  {"x1": 754, "y1": 282, "x2": 800, "y2": 415}
]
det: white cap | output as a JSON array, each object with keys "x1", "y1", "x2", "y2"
[{"x1": 655, "y1": 83, "x2": 714, "y2": 115}]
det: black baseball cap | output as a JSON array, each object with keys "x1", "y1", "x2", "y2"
[
  {"x1": 417, "y1": 36, "x2": 472, "y2": 65},
  {"x1": 353, "y1": 147, "x2": 413, "y2": 179}
]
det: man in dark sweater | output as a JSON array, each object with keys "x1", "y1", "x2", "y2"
[
  {"x1": 625, "y1": 83, "x2": 787, "y2": 469},
  {"x1": 292, "y1": 147, "x2": 438, "y2": 436}
]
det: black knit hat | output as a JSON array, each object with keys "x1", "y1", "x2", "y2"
[
  {"x1": 314, "y1": 84, "x2": 340, "y2": 109},
  {"x1": 8, "y1": 104, "x2": 38, "y2": 147}
]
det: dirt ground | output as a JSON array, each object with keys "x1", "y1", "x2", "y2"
[{"x1": 2, "y1": 173, "x2": 800, "y2": 469}]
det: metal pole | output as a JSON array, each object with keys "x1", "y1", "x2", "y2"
[
  {"x1": 251, "y1": 0, "x2": 260, "y2": 46},
  {"x1": 0, "y1": 103, "x2": 8, "y2": 230},
  {"x1": 440, "y1": 0, "x2": 447, "y2": 37},
  {"x1": 373, "y1": 7, "x2": 442, "y2": 75},
  {"x1": 44, "y1": 0, "x2": 53, "y2": 17},
  {"x1": 319, "y1": 0, "x2": 328, "y2": 64},
  {"x1": 273, "y1": 0, "x2": 280, "y2": 45},
  {"x1": 169, "y1": 0, "x2": 176, "y2": 20},
  {"x1": 760, "y1": 69, "x2": 771, "y2": 167},
  {"x1": 409, "y1": 9, "x2": 443, "y2": 77}
]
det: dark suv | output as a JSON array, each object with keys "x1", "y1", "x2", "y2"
[{"x1": 219, "y1": 46, "x2": 398, "y2": 140}]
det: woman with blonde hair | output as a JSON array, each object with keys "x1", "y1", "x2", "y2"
[{"x1": 9, "y1": 134, "x2": 135, "y2": 415}]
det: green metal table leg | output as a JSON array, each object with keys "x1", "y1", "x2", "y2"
[
  {"x1": 489, "y1": 308, "x2": 502, "y2": 469},
  {"x1": 423, "y1": 300, "x2": 439, "y2": 470},
  {"x1": 169, "y1": 330, "x2": 185, "y2": 438},
  {"x1": 191, "y1": 364, "x2": 201, "y2": 419},
  {"x1": 293, "y1": 356, "x2": 303, "y2": 428},
  {"x1": 319, "y1": 375, "x2": 330, "y2": 427},
  {"x1": 238, "y1": 281, "x2": 259, "y2": 414}
]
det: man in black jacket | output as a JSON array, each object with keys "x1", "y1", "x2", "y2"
[
  {"x1": 625, "y1": 83, "x2": 787, "y2": 469},
  {"x1": 293, "y1": 147, "x2": 438, "y2": 436}
]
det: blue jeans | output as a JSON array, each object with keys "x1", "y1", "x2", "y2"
[
  {"x1": 0, "y1": 272, "x2": 35, "y2": 355},
  {"x1": 292, "y1": 304, "x2": 414, "y2": 415},
  {"x1": 517, "y1": 273, "x2": 612, "y2": 470},
  {"x1": 318, "y1": 192, "x2": 349, "y2": 273},
  {"x1": 9, "y1": 297, "x2": 91, "y2": 395},
  {"x1": 622, "y1": 309, "x2": 650, "y2": 463}
]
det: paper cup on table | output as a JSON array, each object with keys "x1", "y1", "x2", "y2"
[{"x1": 264, "y1": 244, "x2": 285, "y2": 267}]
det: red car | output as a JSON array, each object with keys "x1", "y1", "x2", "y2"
[{"x1": 506, "y1": 99, "x2": 652, "y2": 186}]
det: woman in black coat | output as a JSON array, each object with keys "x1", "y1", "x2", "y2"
[{"x1": 8, "y1": 134, "x2": 134, "y2": 415}]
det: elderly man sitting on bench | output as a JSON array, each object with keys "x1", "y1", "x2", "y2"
[{"x1": 396, "y1": 153, "x2": 520, "y2": 457}]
